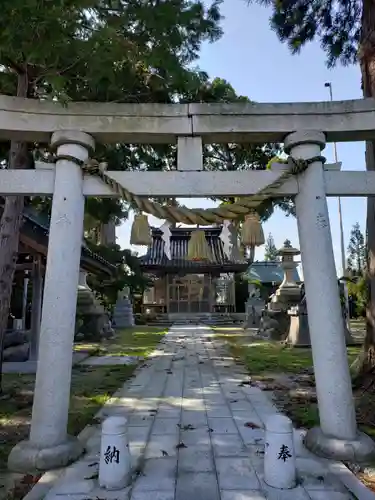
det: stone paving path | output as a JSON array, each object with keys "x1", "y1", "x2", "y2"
[
  {"x1": 80, "y1": 355, "x2": 139, "y2": 366},
  {"x1": 38, "y1": 325, "x2": 360, "y2": 500}
]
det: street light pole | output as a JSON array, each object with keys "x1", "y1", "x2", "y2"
[{"x1": 325, "y1": 82, "x2": 349, "y2": 323}]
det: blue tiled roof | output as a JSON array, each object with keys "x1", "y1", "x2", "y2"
[{"x1": 245, "y1": 261, "x2": 301, "y2": 284}]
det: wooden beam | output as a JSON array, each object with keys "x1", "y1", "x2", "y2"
[
  {"x1": 16, "y1": 262, "x2": 46, "y2": 272},
  {"x1": 0, "y1": 166, "x2": 374, "y2": 198},
  {"x1": 20, "y1": 234, "x2": 47, "y2": 256},
  {"x1": 16, "y1": 263, "x2": 34, "y2": 272},
  {"x1": 30, "y1": 255, "x2": 43, "y2": 360}
]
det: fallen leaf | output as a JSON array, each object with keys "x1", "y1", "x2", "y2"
[
  {"x1": 84, "y1": 472, "x2": 98, "y2": 480},
  {"x1": 244, "y1": 422, "x2": 260, "y2": 429},
  {"x1": 176, "y1": 442, "x2": 187, "y2": 449},
  {"x1": 181, "y1": 424, "x2": 195, "y2": 431}
]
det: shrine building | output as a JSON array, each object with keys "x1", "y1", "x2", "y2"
[{"x1": 139, "y1": 226, "x2": 248, "y2": 317}]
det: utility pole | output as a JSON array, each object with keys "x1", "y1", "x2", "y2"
[{"x1": 325, "y1": 82, "x2": 349, "y2": 323}]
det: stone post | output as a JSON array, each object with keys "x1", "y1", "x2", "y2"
[
  {"x1": 8, "y1": 131, "x2": 94, "y2": 472},
  {"x1": 284, "y1": 130, "x2": 375, "y2": 461}
]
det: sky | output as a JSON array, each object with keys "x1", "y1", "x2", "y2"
[{"x1": 116, "y1": 1, "x2": 365, "y2": 277}]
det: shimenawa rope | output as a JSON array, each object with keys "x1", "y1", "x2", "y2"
[{"x1": 53, "y1": 153, "x2": 325, "y2": 224}]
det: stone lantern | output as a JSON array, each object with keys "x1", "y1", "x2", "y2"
[
  {"x1": 258, "y1": 240, "x2": 302, "y2": 341},
  {"x1": 277, "y1": 239, "x2": 301, "y2": 296}
]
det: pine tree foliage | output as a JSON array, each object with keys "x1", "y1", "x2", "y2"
[
  {"x1": 264, "y1": 232, "x2": 279, "y2": 261},
  {"x1": 245, "y1": 0, "x2": 362, "y2": 67},
  {"x1": 347, "y1": 222, "x2": 366, "y2": 277}
]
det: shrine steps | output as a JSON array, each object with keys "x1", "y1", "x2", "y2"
[{"x1": 145, "y1": 312, "x2": 245, "y2": 327}]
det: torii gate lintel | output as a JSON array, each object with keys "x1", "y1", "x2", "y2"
[{"x1": 1, "y1": 162, "x2": 375, "y2": 198}]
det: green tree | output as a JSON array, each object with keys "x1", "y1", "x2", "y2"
[
  {"x1": 347, "y1": 222, "x2": 366, "y2": 277},
  {"x1": 196, "y1": 77, "x2": 294, "y2": 219},
  {"x1": 245, "y1": 0, "x2": 375, "y2": 376},
  {"x1": 264, "y1": 233, "x2": 279, "y2": 261},
  {"x1": 0, "y1": 0, "x2": 223, "y2": 391},
  {"x1": 348, "y1": 276, "x2": 367, "y2": 318},
  {"x1": 85, "y1": 242, "x2": 152, "y2": 312}
]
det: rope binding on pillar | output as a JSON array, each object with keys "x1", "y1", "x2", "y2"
[{"x1": 53, "y1": 152, "x2": 325, "y2": 248}]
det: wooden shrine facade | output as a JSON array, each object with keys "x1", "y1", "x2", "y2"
[{"x1": 139, "y1": 227, "x2": 248, "y2": 315}]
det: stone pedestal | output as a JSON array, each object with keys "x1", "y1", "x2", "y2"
[
  {"x1": 287, "y1": 305, "x2": 356, "y2": 347},
  {"x1": 286, "y1": 307, "x2": 310, "y2": 347},
  {"x1": 113, "y1": 287, "x2": 134, "y2": 329}
]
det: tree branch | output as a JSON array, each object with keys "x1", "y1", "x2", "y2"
[{"x1": 0, "y1": 57, "x2": 25, "y2": 75}]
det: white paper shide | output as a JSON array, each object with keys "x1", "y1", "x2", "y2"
[
  {"x1": 219, "y1": 220, "x2": 233, "y2": 259},
  {"x1": 160, "y1": 221, "x2": 172, "y2": 260}
]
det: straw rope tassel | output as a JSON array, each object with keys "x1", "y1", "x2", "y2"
[
  {"x1": 241, "y1": 211, "x2": 265, "y2": 247},
  {"x1": 187, "y1": 229, "x2": 212, "y2": 261},
  {"x1": 130, "y1": 213, "x2": 151, "y2": 246}
]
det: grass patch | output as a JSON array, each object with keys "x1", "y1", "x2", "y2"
[
  {"x1": 75, "y1": 326, "x2": 166, "y2": 358},
  {"x1": 0, "y1": 326, "x2": 166, "y2": 471},
  {"x1": 216, "y1": 332, "x2": 360, "y2": 375},
  {"x1": 216, "y1": 330, "x2": 364, "y2": 431}
]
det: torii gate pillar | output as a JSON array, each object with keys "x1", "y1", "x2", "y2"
[
  {"x1": 285, "y1": 130, "x2": 375, "y2": 461},
  {"x1": 8, "y1": 131, "x2": 94, "y2": 472}
]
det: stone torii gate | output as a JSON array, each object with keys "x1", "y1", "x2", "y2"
[{"x1": 3, "y1": 95, "x2": 375, "y2": 471}]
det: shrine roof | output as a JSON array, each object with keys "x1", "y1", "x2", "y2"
[
  {"x1": 245, "y1": 261, "x2": 301, "y2": 284},
  {"x1": 139, "y1": 226, "x2": 248, "y2": 273},
  {"x1": 20, "y1": 205, "x2": 115, "y2": 276}
]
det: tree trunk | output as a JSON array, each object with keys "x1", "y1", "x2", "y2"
[
  {"x1": 354, "y1": 0, "x2": 375, "y2": 378},
  {"x1": 0, "y1": 71, "x2": 31, "y2": 392}
]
